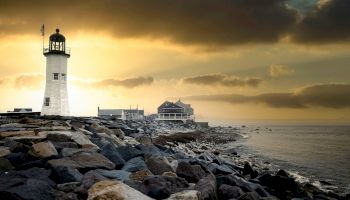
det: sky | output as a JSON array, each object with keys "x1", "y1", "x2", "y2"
[{"x1": 0, "y1": 0, "x2": 350, "y2": 124}]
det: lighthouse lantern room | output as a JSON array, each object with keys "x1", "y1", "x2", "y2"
[{"x1": 41, "y1": 28, "x2": 70, "y2": 116}]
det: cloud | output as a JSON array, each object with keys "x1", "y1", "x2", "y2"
[
  {"x1": 84, "y1": 76, "x2": 154, "y2": 88},
  {"x1": 0, "y1": 0, "x2": 297, "y2": 46},
  {"x1": 14, "y1": 74, "x2": 45, "y2": 89},
  {"x1": 182, "y1": 74, "x2": 263, "y2": 88},
  {"x1": 293, "y1": 0, "x2": 350, "y2": 43},
  {"x1": 268, "y1": 64, "x2": 295, "y2": 77},
  {"x1": 184, "y1": 83, "x2": 350, "y2": 109}
]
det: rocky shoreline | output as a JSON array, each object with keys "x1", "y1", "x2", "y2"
[{"x1": 0, "y1": 115, "x2": 348, "y2": 200}]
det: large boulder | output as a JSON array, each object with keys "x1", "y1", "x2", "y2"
[
  {"x1": 145, "y1": 155, "x2": 174, "y2": 175},
  {"x1": 194, "y1": 174, "x2": 218, "y2": 200},
  {"x1": 3, "y1": 140, "x2": 30, "y2": 153},
  {"x1": 87, "y1": 180, "x2": 153, "y2": 200},
  {"x1": 218, "y1": 184, "x2": 244, "y2": 199},
  {"x1": 51, "y1": 166, "x2": 83, "y2": 184},
  {"x1": 116, "y1": 145, "x2": 143, "y2": 161},
  {"x1": 60, "y1": 147, "x2": 97, "y2": 157},
  {"x1": 142, "y1": 175, "x2": 190, "y2": 199},
  {"x1": 176, "y1": 161, "x2": 206, "y2": 183},
  {"x1": 0, "y1": 168, "x2": 55, "y2": 200},
  {"x1": 46, "y1": 131, "x2": 73, "y2": 142},
  {"x1": 100, "y1": 143, "x2": 125, "y2": 169},
  {"x1": 71, "y1": 132, "x2": 99, "y2": 149},
  {"x1": 29, "y1": 141, "x2": 58, "y2": 158},
  {"x1": 48, "y1": 152, "x2": 115, "y2": 170},
  {"x1": 206, "y1": 163, "x2": 234, "y2": 175},
  {"x1": 0, "y1": 157, "x2": 14, "y2": 171},
  {"x1": 75, "y1": 170, "x2": 108, "y2": 198},
  {"x1": 122, "y1": 156, "x2": 147, "y2": 172},
  {"x1": 94, "y1": 169, "x2": 130, "y2": 181},
  {"x1": 259, "y1": 174, "x2": 303, "y2": 198}
]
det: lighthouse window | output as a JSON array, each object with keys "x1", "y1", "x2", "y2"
[
  {"x1": 44, "y1": 97, "x2": 50, "y2": 106},
  {"x1": 53, "y1": 73, "x2": 59, "y2": 80},
  {"x1": 61, "y1": 73, "x2": 66, "y2": 81}
]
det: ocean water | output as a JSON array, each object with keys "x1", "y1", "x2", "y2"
[{"x1": 235, "y1": 125, "x2": 350, "y2": 194}]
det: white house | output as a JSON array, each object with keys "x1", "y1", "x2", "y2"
[
  {"x1": 41, "y1": 28, "x2": 70, "y2": 116},
  {"x1": 156, "y1": 100, "x2": 194, "y2": 122}
]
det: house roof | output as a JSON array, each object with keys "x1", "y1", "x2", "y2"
[{"x1": 158, "y1": 101, "x2": 183, "y2": 109}]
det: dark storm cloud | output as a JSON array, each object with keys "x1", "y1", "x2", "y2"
[
  {"x1": 91, "y1": 77, "x2": 154, "y2": 88},
  {"x1": 293, "y1": 0, "x2": 350, "y2": 43},
  {"x1": 0, "y1": 0, "x2": 297, "y2": 46},
  {"x1": 183, "y1": 74, "x2": 262, "y2": 88},
  {"x1": 185, "y1": 83, "x2": 350, "y2": 109},
  {"x1": 0, "y1": 0, "x2": 348, "y2": 46}
]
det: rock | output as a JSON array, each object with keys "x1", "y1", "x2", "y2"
[
  {"x1": 61, "y1": 147, "x2": 97, "y2": 157},
  {"x1": 52, "y1": 142, "x2": 79, "y2": 151},
  {"x1": 70, "y1": 151, "x2": 115, "y2": 170},
  {"x1": 129, "y1": 169, "x2": 152, "y2": 181},
  {"x1": 166, "y1": 190, "x2": 200, "y2": 200},
  {"x1": 0, "y1": 167, "x2": 55, "y2": 199},
  {"x1": 276, "y1": 169, "x2": 289, "y2": 177},
  {"x1": 3, "y1": 140, "x2": 30, "y2": 153},
  {"x1": 57, "y1": 182, "x2": 81, "y2": 193},
  {"x1": 48, "y1": 152, "x2": 115, "y2": 170},
  {"x1": 243, "y1": 162, "x2": 254, "y2": 176},
  {"x1": 122, "y1": 156, "x2": 147, "y2": 172},
  {"x1": 94, "y1": 169, "x2": 130, "y2": 181},
  {"x1": 54, "y1": 191, "x2": 79, "y2": 200},
  {"x1": 238, "y1": 192, "x2": 260, "y2": 200},
  {"x1": 87, "y1": 180, "x2": 153, "y2": 200},
  {"x1": 259, "y1": 175, "x2": 303, "y2": 198},
  {"x1": 116, "y1": 145, "x2": 143, "y2": 161},
  {"x1": 0, "y1": 157, "x2": 14, "y2": 171},
  {"x1": 0, "y1": 130, "x2": 35, "y2": 139},
  {"x1": 136, "y1": 135, "x2": 152, "y2": 145},
  {"x1": 12, "y1": 167, "x2": 55, "y2": 186},
  {"x1": 29, "y1": 141, "x2": 58, "y2": 158},
  {"x1": 113, "y1": 128, "x2": 125, "y2": 139},
  {"x1": 0, "y1": 177, "x2": 55, "y2": 200},
  {"x1": 100, "y1": 143, "x2": 125, "y2": 169},
  {"x1": 137, "y1": 144, "x2": 167, "y2": 157},
  {"x1": 9, "y1": 135, "x2": 47, "y2": 144},
  {"x1": 71, "y1": 131, "x2": 99, "y2": 149},
  {"x1": 194, "y1": 174, "x2": 217, "y2": 200},
  {"x1": 5, "y1": 152, "x2": 27, "y2": 167},
  {"x1": 0, "y1": 147, "x2": 11, "y2": 157},
  {"x1": 206, "y1": 163, "x2": 234, "y2": 175},
  {"x1": 52, "y1": 166, "x2": 83, "y2": 184},
  {"x1": 76, "y1": 170, "x2": 108, "y2": 198},
  {"x1": 176, "y1": 161, "x2": 206, "y2": 183},
  {"x1": 46, "y1": 131, "x2": 73, "y2": 142},
  {"x1": 162, "y1": 171, "x2": 177, "y2": 177},
  {"x1": 143, "y1": 175, "x2": 190, "y2": 199},
  {"x1": 145, "y1": 155, "x2": 174, "y2": 175},
  {"x1": 218, "y1": 184, "x2": 244, "y2": 199}
]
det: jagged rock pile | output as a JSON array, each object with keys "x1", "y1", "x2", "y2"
[{"x1": 0, "y1": 116, "x2": 347, "y2": 200}]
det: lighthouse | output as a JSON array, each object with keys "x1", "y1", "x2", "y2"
[{"x1": 41, "y1": 28, "x2": 70, "y2": 116}]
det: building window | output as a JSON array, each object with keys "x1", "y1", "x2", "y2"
[
  {"x1": 53, "y1": 73, "x2": 59, "y2": 80},
  {"x1": 44, "y1": 97, "x2": 50, "y2": 106},
  {"x1": 61, "y1": 73, "x2": 66, "y2": 81}
]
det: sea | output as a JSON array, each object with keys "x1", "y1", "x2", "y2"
[{"x1": 228, "y1": 124, "x2": 350, "y2": 194}]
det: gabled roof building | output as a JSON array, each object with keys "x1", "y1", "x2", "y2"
[{"x1": 156, "y1": 100, "x2": 194, "y2": 122}]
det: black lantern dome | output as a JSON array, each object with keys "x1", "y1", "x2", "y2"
[
  {"x1": 44, "y1": 28, "x2": 70, "y2": 57},
  {"x1": 49, "y1": 28, "x2": 66, "y2": 42}
]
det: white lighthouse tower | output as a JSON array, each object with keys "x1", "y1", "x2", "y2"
[{"x1": 41, "y1": 28, "x2": 70, "y2": 116}]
